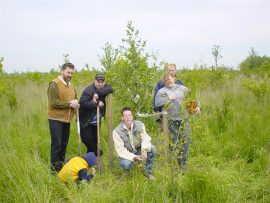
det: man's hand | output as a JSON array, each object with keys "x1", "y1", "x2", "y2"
[
  {"x1": 169, "y1": 94, "x2": 177, "y2": 101},
  {"x1": 93, "y1": 93, "x2": 98, "y2": 104},
  {"x1": 98, "y1": 101, "x2": 104, "y2": 107},
  {"x1": 141, "y1": 151, "x2": 147, "y2": 160},
  {"x1": 69, "y1": 99, "x2": 80, "y2": 109},
  {"x1": 194, "y1": 106, "x2": 201, "y2": 114},
  {"x1": 91, "y1": 167, "x2": 96, "y2": 176},
  {"x1": 134, "y1": 155, "x2": 143, "y2": 161}
]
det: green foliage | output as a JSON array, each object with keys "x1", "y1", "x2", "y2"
[
  {"x1": 212, "y1": 45, "x2": 223, "y2": 69},
  {"x1": 101, "y1": 21, "x2": 160, "y2": 113},
  {"x1": 213, "y1": 93, "x2": 232, "y2": 134},
  {"x1": 259, "y1": 60, "x2": 270, "y2": 70},
  {"x1": 99, "y1": 42, "x2": 119, "y2": 71},
  {"x1": 0, "y1": 80, "x2": 5, "y2": 97},
  {"x1": 0, "y1": 56, "x2": 3, "y2": 74},
  {"x1": 181, "y1": 171, "x2": 227, "y2": 202},
  {"x1": 240, "y1": 47, "x2": 270, "y2": 73},
  {"x1": 72, "y1": 68, "x2": 96, "y2": 88},
  {"x1": 209, "y1": 68, "x2": 227, "y2": 87},
  {"x1": 241, "y1": 74, "x2": 270, "y2": 99},
  {"x1": 63, "y1": 54, "x2": 70, "y2": 63},
  {"x1": 27, "y1": 71, "x2": 43, "y2": 83},
  {"x1": 7, "y1": 91, "x2": 17, "y2": 110},
  {"x1": 179, "y1": 68, "x2": 236, "y2": 94},
  {"x1": 0, "y1": 75, "x2": 17, "y2": 110}
]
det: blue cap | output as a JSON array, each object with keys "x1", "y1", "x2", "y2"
[{"x1": 83, "y1": 152, "x2": 97, "y2": 167}]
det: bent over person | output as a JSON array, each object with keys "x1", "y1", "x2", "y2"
[
  {"x1": 79, "y1": 73, "x2": 113, "y2": 156},
  {"x1": 58, "y1": 152, "x2": 96, "y2": 183},
  {"x1": 113, "y1": 107, "x2": 157, "y2": 180},
  {"x1": 47, "y1": 63, "x2": 79, "y2": 172}
]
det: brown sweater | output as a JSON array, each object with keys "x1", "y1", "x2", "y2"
[{"x1": 47, "y1": 76, "x2": 76, "y2": 123}]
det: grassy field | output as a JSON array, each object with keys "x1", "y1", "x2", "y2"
[{"x1": 0, "y1": 69, "x2": 269, "y2": 202}]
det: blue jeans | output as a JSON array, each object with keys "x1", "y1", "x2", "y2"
[
  {"x1": 119, "y1": 145, "x2": 157, "y2": 174},
  {"x1": 168, "y1": 119, "x2": 191, "y2": 167}
]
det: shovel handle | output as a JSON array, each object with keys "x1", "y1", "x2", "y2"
[{"x1": 76, "y1": 109, "x2": 82, "y2": 156}]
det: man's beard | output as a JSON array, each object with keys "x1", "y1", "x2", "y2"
[{"x1": 63, "y1": 76, "x2": 71, "y2": 83}]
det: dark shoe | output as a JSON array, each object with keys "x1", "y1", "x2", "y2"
[
  {"x1": 179, "y1": 164, "x2": 188, "y2": 171},
  {"x1": 51, "y1": 162, "x2": 63, "y2": 173},
  {"x1": 144, "y1": 172, "x2": 156, "y2": 181},
  {"x1": 122, "y1": 169, "x2": 131, "y2": 178}
]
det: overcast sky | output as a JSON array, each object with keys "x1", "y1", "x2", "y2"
[{"x1": 0, "y1": 0, "x2": 269, "y2": 73}]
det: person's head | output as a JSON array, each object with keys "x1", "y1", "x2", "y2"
[
  {"x1": 163, "y1": 72, "x2": 175, "y2": 88},
  {"x1": 83, "y1": 152, "x2": 97, "y2": 167},
  {"x1": 121, "y1": 107, "x2": 133, "y2": 128},
  {"x1": 166, "y1": 64, "x2": 177, "y2": 77},
  {"x1": 61, "y1": 63, "x2": 75, "y2": 83},
  {"x1": 94, "y1": 73, "x2": 106, "y2": 89}
]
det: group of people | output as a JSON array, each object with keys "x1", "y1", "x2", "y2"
[{"x1": 47, "y1": 62, "x2": 200, "y2": 183}]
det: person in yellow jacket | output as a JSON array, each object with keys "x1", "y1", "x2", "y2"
[{"x1": 58, "y1": 152, "x2": 96, "y2": 183}]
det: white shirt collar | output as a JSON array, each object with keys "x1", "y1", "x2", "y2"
[
  {"x1": 58, "y1": 75, "x2": 71, "y2": 86},
  {"x1": 123, "y1": 122, "x2": 133, "y2": 131}
]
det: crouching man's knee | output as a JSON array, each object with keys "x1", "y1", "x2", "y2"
[
  {"x1": 149, "y1": 145, "x2": 157, "y2": 158},
  {"x1": 119, "y1": 158, "x2": 132, "y2": 171}
]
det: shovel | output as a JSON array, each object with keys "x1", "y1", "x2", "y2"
[
  {"x1": 97, "y1": 105, "x2": 103, "y2": 171},
  {"x1": 76, "y1": 109, "x2": 82, "y2": 156}
]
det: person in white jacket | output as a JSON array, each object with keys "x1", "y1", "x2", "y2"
[{"x1": 113, "y1": 107, "x2": 157, "y2": 180}]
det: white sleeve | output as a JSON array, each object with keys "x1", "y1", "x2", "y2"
[
  {"x1": 112, "y1": 130, "x2": 136, "y2": 161},
  {"x1": 140, "y1": 124, "x2": 152, "y2": 152}
]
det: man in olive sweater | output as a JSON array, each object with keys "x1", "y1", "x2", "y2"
[{"x1": 47, "y1": 63, "x2": 80, "y2": 172}]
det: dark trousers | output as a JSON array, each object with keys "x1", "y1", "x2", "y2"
[
  {"x1": 48, "y1": 119, "x2": 70, "y2": 171},
  {"x1": 80, "y1": 124, "x2": 98, "y2": 156}
]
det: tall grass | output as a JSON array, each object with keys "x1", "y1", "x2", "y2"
[{"x1": 0, "y1": 70, "x2": 269, "y2": 202}]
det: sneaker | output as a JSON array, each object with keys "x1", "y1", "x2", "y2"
[
  {"x1": 51, "y1": 162, "x2": 63, "y2": 173},
  {"x1": 144, "y1": 173, "x2": 156, "y2": 181},
  {"x1": 179, "y1": 164, "x2": 188, "y2": 171}
]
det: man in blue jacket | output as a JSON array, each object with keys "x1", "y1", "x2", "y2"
[{"x1": 153, "y1": 63, "x2": 183, "y2": 112}]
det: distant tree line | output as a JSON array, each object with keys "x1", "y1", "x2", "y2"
[{"x1": 240, "y1": 47, "x2": 270, "y2": 72}]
